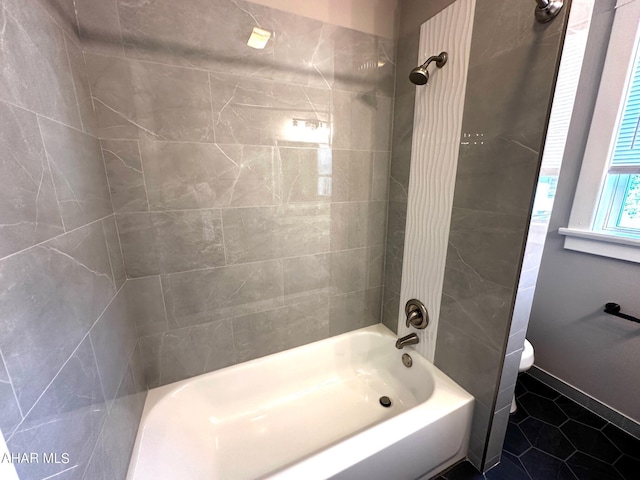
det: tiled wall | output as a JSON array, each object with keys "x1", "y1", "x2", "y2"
[
  {"x1": 75, "y1": 0, "x2": 395, "y2": 387},
  {"x1": 0, "y1": 0, "x2": 145, "y2": 478},
  {"x1": 433, "y1": 0, "x2": 568, "y2": 471}
]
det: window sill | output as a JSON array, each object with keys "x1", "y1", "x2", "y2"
[{"x1": 558, "y1": 227, "x2": 640, "y2": 263}]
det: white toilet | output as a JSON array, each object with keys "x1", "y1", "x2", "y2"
[{"x1": 511, "y1": 339, "x2": 534, "y2": 413}]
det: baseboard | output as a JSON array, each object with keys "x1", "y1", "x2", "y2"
[{"x1": 529, "y1": 366, "x2": 640, "y2": 440}]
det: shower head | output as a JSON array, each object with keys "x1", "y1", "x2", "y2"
[
  {"x1": 409, "y1": 66, "x2": 430, "y2": 85},
  {"x1": 409, "y1": 51, "x2": 448, "y2": 86}
]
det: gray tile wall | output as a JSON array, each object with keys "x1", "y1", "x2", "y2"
[
  {"x1": 78, "y1": 0, "x2": 395, "y2": 388},
  {"x1": 432, "y1": 0, "x2": 568, "y2": 471},
  {"x1": 0, "y1": 0, "x2": 144, "y2": 478}
]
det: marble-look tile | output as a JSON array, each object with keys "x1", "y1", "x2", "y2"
[
  {"x1": 0, "y1": 0, "x2": 82, "y2": 128},
  {"x1": 161, "y1": 260, "x2": 284, "y2": 329},
  {"x1": 117, "y1": 0, "x2": 330, "y2": 87},
  {"x1": 85, "y1": 54, "x2": 214, "y2": 141},
  {"x1": 74, "y1": 0, "x2": 125, "y2": 56},
  {"x1": 0, "y1": 352, "x2": 22, "y2": 436},
  {"x1": 434, "y1": 319, "x2": 503, "y2": 409},
  {"x1": 139, "y1": 320, "x2": 235, "y2": 387},
  {"x1": 0, "y1": 101, "x2": 64, "y2": 259},
  {"x1": 39, "y1": 117, "x2": 112, "y2": 231},
  {"x1": 282, "y1": 253, "x2": 331, "y2": 305},
  {"x1": 332, "y1": 90, "x2": 392, "y2": 151},
  {"x1": 391, "y1": 92, "x2": 416, "y2": 153},
  {"x1": 117, "y1": 210, "x2": 225, "y2": 277},
  {"x1": 126, "y1": 276, "x2": 168, "y2": 337},
  {"x1": 447, "y1": 207, "x2": 527, "y2": 289},
  {"x1": 101, "y1": 139, "x2": 149, "y2": 213},
  {"x1": 209, "y1": 72, "x2": 330, "y2": 146},
  {"x1": 7, "y1": 337, "x2": 107, "y2": 480},
  {"x1": 330, "y1": 248, "x2": 368, "y2": 295},
  {"x1": 141, "y1": 141, "x2": 279, "y2": 209},
  {"x1": 389, "y1": 150, "x2": 411, "y2": 203},
  {"x1": 440, "y1": 265, "x2": 514, "y2": 352},
  {"x1": 34, "y1": 0, "x2": 79, "y2": 37},
  {"x1": 329, "y1": 287, "x2": 382, "y2": 336},
  {"x1": 279, "y1": 146, "x2": 334, "y2": 203},
  {"x1": 315, "y1": 27, "x2": 379, "y2": 94},
  {"x1": 233, "y1": 298, "x2": 330, "y2": 362},
  {"x1": 0, "y1": 222, "x2": 116, "y2": 413},
  {"x1": 462, "y1": 34, "x2": 562, "y2": 140},
  {"x1": 330, "y1": 201, "x2": 387, "y2": 251},
  {"x1": 377, "y1": 37, "x2": 397, "y2": 98},
  {"x1": 102, "y1": 216, "x2": 126, "y2": 290},
  {"x1": 468, "y1": 0, "x2": 565, "y2": 69},
  {"x1": 90, "y1": 288, "x2": 137, "y2": 406},
  {"x1": 371, "y1": 151, "x2": 391, "y2": 201},
  {"x1": 368, "y1": 245, "x2": 385, "y2": 288},
  {"x1": 394, "y1": 31, "x2": 420, "y2": 98},
  {"x1": 83, "y1": 356, "x2": 146, "y2": 480},
  {"x1": 383, "y1": 201, "x2": 406, "y2": 293},
  {"x1": 331, "y1": 150, "x2": 374, "y2": 202},
  {"x1": 381, "y1": 287, "x2": 400, "y2": 333},
  {"x1": 454, "y1": 131, "x2": 542, "y2": 216},
  {"x1": 222, "y1": 204, "x2": 330, "y2": 264},
  {"x1": 64, "y1": 33, "x2": 99, "y2": 136}
]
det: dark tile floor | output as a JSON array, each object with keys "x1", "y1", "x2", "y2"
[{"x1": 433, "y1": 373, "x2": 640, "y2": 480}]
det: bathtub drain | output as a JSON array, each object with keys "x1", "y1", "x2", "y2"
[{"x1": 379, "y1": 396, "x2": 392, "y2": 408}]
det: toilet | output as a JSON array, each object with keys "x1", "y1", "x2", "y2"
[{"x1": 511, "y1": 339, "x2": 534, "y2": 413}]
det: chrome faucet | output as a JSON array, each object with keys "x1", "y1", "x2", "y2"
[{"x1": 395, "y1": 333, "x2": 419, "y2": 349}]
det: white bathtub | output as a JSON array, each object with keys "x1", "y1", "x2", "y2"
[{"x1": 127, "y1": 324, "x2": 473, "y2": 480}]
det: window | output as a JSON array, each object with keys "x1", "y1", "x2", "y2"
[{"x1": 559, "y1": 0, "x2": 640, "y2": 263}]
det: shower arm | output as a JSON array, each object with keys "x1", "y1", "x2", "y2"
[
  {"x1": 418, "y1": 53, "x2": 447, "y2": 70},
  {"x1": 534, "y1": 0, "x2": 564, "y2": 23}
]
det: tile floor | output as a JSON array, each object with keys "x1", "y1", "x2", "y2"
[{"x1": 433, "y1": 373, "x2": 640, "y2": 480}]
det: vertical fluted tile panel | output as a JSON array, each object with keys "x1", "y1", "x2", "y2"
[{"x1": 397, "y1": 0, "x2": 476, "y2": 361}]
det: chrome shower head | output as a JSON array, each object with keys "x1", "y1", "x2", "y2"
[{"x1": 409, "y1": 51, "x2": 448, "y2": 86}]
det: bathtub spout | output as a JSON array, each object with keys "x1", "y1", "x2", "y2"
[{"x1": 395, "y1": 333, "x2": 419, "y2": 349}]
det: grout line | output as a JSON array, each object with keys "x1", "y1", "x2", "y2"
[
  {"x1": 139, "y1": 284, "x2": 376, "y2": 341},
  {"x1": 0, "y1": 213, "x2": 113, "y2": 263},
  {"x1": 6, "y1": 280, "x2": 126, "y2": 443},
  {"x1": 61, "y1": 32, "x2": 85, "y2": 132},
  {"x1": 100, "y1": 218, "x2": 117, "y2": 291},
  {"x1": 134, "y1": 139, "x2": 152, "y2": 212},
  {"x1": 125, "y1": 244, "x2": 384, "y2": 281},
  {"x1": 158, "y1": 276, "x2": 170, "y2": 334},
  {"x1": 35, "y1": 115, "x2": 66, "y2": 233},
  {"x1": 82, "y1": 49, "x2": 395, "y2": 99},
  {"x1": 0, "y1": 346, "x2": 25, "y2": 430},
  {"x1": 111, "y1": 199, "x2": 386, "y2": 215}
]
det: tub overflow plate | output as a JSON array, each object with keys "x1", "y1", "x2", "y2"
[{"x1": 379, "y1": 396, "x2": 392, "y2": 408}]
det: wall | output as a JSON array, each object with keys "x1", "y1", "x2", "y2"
[
  {"x1": 382, "y1": 0, "x2": 456, "y2": 333},
  {"x1": 246, "y1": 0, "x2": 399, "y2": 39},
  {"x1": 396, "y1": 0, "x2": 475, "y2": 361},
  {"x1": 76, "y1": 0, "x2": 395, "y2": 387},
  {"x1": 433, "y1": 0, "x2": 568, "y2": 470},
  {"x1": 0, "y1": 0, "x2": 145, "y2": 479},
  {"x1": 528, "y1": 0, "x2": 640, "y2": 426}
]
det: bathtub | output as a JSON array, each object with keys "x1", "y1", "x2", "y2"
[{"x1": 127, "y1": 324, "x2": 473, "y2": 480}]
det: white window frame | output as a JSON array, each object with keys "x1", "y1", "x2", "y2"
[{"x1": 559, "y1": 0, "x2": 640, "y2": 263}]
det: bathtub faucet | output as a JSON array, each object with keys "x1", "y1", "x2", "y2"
[{"x1": 395, "y1": 333, "x2": 419, "y2": 349}]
